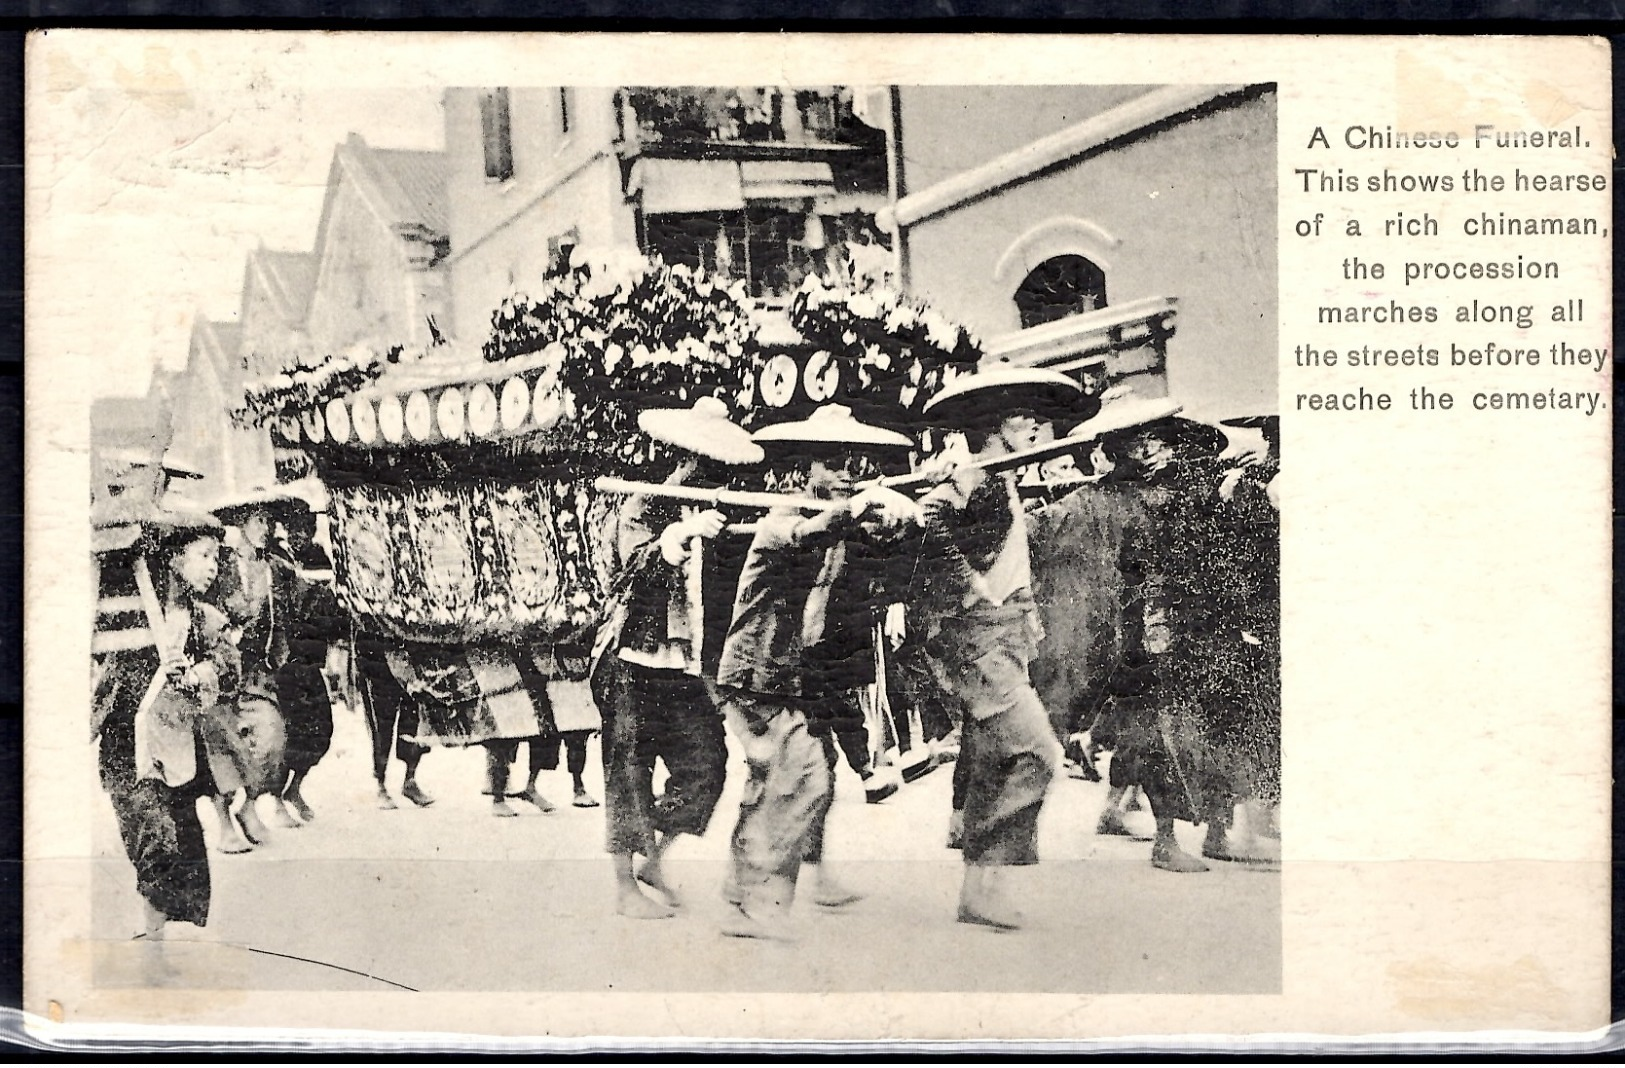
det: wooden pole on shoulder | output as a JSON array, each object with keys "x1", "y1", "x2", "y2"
[{"x1": 592, "y1": 477, "x2": 846, "y2": 513}]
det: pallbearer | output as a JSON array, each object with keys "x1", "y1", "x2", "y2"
[
  {"x1": 715, "y1": 405, "x2": 918, "y2": 940},
  {"x1": 1208, "y1": 414, "x2": 1281, "y2": 856},
  {"x1": 267, "y1": 486, "x2": 341, "y2": 826},
  {"x1": 755, "y1": 411, "x2": 914, "y2": 903},
  {"x1": 915, "y1": 367, "x2": 1094, "y2": 931},
  {"x1": 357, "y1": 638, "x2": 434, "y2": 811},
  {"x1": 590, "y1": 397, "x2": 762, "y2": 919},
  {"x1": 501, "y1": 645, "x2": 601, "y2": 816},
  {"x1": 1086, "y1": 405, "x2": 1240, "y2": 872}
]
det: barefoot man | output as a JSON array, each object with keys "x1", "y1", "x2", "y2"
[
  {"x1": 714, "y1": 405, "x2": 918, "y2": 940},
  {"x1": 915, "y1": 368, "x2": 1092, "y2": 931},
  {"x1": 590, "y1": 398, "x2": 761, "y2": 919}
]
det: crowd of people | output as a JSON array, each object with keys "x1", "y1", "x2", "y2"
[
  {"x1": 91, "y1": 364, "x2": 1280, "y2": 956},
  {"x1": 91, "y1": 472, "x2": 334, "y2": 945}
]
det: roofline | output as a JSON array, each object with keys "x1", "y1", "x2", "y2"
[
  {"x1": 309, "y1": 145, "x2": 350, "y2": 278},
  {"x1": 247, "y1": 246, "x2": 316, "y2": 325},
  {"x1": 312, "y1": 134, "x2": 449, "y2": 295},
  {"x1": 186, "y1": 313, "x2": 245, "y2": 386}
]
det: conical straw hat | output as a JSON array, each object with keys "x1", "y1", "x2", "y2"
[
  {"x1": 637, "y1": 397, "x2": 763, "y2": 465},
  {"x1": 923, "y1": 366, "x2": 1096, "y2": 428},
  {"x1": 752, "y1": 404, "x2": 914, "y2": 451}
]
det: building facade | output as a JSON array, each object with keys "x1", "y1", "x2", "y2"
[
  {"x1": 238, "y1": 247, "x2": 320, "y2": 380},
  {"x1": 442, "y1": 86, "x2": 890, "y2": 346},
  {"x1": 109, "y1": 86, "x2": 894, "y2": 505},
  {"x1": 884, "y1": 84, "x2": 1278, "y2": 421},
  {"x1": 89, "y1": 386, "x2": 175, "y2": 526},
  {"x1": 306, "y1": 134, "x2": 451, "y2": 356},
  {"x1": 165, "y1": 317, "x2": 277, "y2": 504}
]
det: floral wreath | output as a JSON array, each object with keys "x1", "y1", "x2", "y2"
[
  {"x1": 785, "y1": 275, "x2": 982, "y2": 424},
  {"x1": 482, "y1": 249, "x2": 755, "y2": 476},
  {"x1": 230, "y1": 344, "x2": 412, "y2": 430}
]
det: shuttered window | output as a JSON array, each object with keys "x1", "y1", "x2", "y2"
[{"x1": 480, "y1": 88, "x2": 513, "y2": 181}]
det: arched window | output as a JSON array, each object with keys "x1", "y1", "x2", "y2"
[{"x1": 1013, "y1": 254, "x2": 1108, "y2": 329}]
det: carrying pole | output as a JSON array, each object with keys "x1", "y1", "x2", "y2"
[
  {"x1": 592, "y1": 477, "x2": 846, "y2": 513},
  {"x1": 875, "y1": 414, "x2": 1182, "y2": 491},
  {"x1": 596, "y1": 405, "x2": 1183, "y2": 510}
]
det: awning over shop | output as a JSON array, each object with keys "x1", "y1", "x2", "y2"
[
  {"x1": 631, "y1": 158, "x2": 840, "y2": 215},
  {"x1": 740, "y1": 159, "x2": 835, "y2": 201},
  {"x1": 630, "y1": 158, "x2": 745, "y2": 215}
]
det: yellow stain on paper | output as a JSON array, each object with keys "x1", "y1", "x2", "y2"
[
  {"x1": 1395, "y1": 48, "x2": 1589, "y2": 134},
  {"x1": 44, "y1": 48, "x2": 86, "y2": 95},
  {"x1": 112, "y1": 45, "x2": 193, "y2": 114},
  {"x1": 1389, "y1": 955, "x2": 1566, "y2": 1027},
  {"x1": 1395, "y1": 50, "x2": 1516, "y2": 132},
  {"x1": 1521, "y1": 78, "x2": 1582, "y2": 129}
]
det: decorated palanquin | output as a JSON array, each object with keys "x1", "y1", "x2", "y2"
[
  {"x1": 308, "y1": 372, "x2": 625, "y2": 648},
  {"x1": 237, "y1": 254, "x2": 754, "y2": 647},
  {"x1": 228, "y1": 252, "x2": 1032, "y2": 749},
  {"x1": 333, "y1": 477, "x2": 611, "y2": 643},
  {"x1": 228, "y1": 254, "x2": 769, "y2": 744}
]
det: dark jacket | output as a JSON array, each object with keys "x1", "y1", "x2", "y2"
[
  {"x1": 596, "y1": 494, "x2": 744, "y2": 679},
  {"x1": 718, "y1": 508, "x2": 852, "y2": 698},
  {"x1": 273, "y1": 543, "x2": 345, "y2": 668},
  {"x1": 94, "y1": 597, "x2": 239, "y2": 790}
]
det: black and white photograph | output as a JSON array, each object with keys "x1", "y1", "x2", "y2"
[
  {"x1": 27, "y1": 30, "x2": 1621, "y2": 1048},
  {"x1": 73, "y1": 73, "x2": 1283, "y2": 998}
]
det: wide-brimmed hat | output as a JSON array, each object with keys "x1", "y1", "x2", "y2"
[
  {"x1": 102, "y1": 447, "x2": 207, "y2": 482},
  {"x1": 139, "y1": 506, "x2": 225, "y2": 556},
  {"x1": 1066, "y1": 395, "x2": 1186, "y2": 441},
  {"x1": 208, "y1": 482, "x2": 322, "y2": 525},
  {"x1": 1220, "y1": 413, "x2": 1280, "y2": 447},
  {"x1": 280, "y1": 476, "x2": 330, "y2": 512},
  {"x1": 1150, "y1": 417, "x2": 1229, "y2": 457},
  {"x1": 95, "y1": 511, "x2": 223, "y2": 560},
  {"x1": 923, "y1": 366, "x2": 1099, "y2": 429},
  {"x1": 161, "y1": 451, "x2": 207, "y2": 481},
  {"x1": 637, "y1": 397, "x2": 763, "y2": 466},
  {"x1": 1102, "y1": 416, "x2": 1228, "y2": 460},
  {"x1": 1091, "y1": 389, "x2": 1227, "y2": 461},
  {"x1": 92, "y1": 524, "x2": 145, "y2": 556},
  {"x1": 752, "y1": 404, "x2": 914, "y2": 452}
]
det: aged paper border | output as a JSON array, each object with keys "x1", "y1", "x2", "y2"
[{"x1": 23, "y1": 31, "x2": 1613, "y2": 1044}]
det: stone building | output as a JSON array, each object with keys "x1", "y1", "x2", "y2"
[
  {"x1": 238, "y1": 247, "x2": 319, "y2": 380},
  {"x1": 121, "y1": 88, "x2": 892, "y2": 498},
  {"x1": 441, "y1": 86, "x2": 889, "y2": 343},
  {"x1": 881, "y1": 84, "x2": 1278, "y2": 420},
  {"x1": 164, "y1": 317, "x2": 276, "y2": 504}
]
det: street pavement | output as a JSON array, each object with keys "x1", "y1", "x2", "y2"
[{"x1": 92, "y1": 699, "x2": 1280, "y2": 994}]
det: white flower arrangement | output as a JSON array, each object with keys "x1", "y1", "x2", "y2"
[
  {"x1": 480, "y1": 250, "x2": 754, "y2": 476},
  {"x1": 789, "y1": 275, "x2": 981, "y2": 367},
  {"x1": 231, "y1": 344, "x2": 413, "y2": 429},
  {"x1": 785, "y1": 274, "x2": 984, "y2": 422}
]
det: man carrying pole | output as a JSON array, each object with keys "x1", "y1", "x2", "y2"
[
  {"x1": 713, "y1": 405, "x2": 918, "y2": 941},
  {"x1": 912, "y1": 367, "x2": 1098, "y2": 931},
  {"x1": 590, "y1": 397, "x2": 763, "y2": 919}
]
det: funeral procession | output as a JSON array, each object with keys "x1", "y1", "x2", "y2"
[{"x1": 87, "y1": 84, "x2": 1281, "y2": 993}]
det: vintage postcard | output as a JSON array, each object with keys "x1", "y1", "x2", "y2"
[{"x1": 22, "y1": 32, "x2": 1611, "y2": 1047}]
